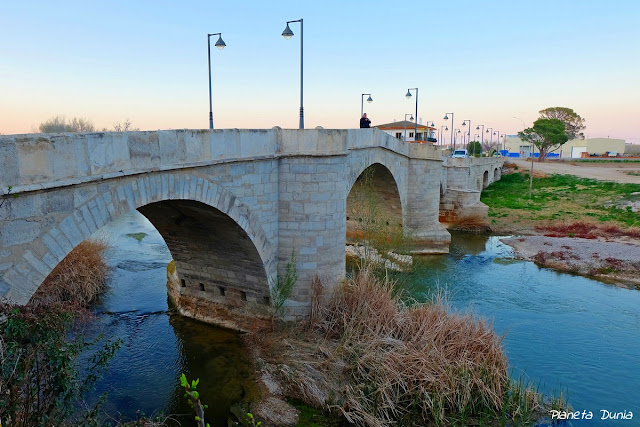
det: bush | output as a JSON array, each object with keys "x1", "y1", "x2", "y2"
[
  {"x1": 0, "y1": 304, "x2": 121, "y2": 426},
  {"x1": 321, "y1": 268, "x2": 509, "y2": 425},
  {"x1": 39, "y1": 116, "x2": 95, "y2": 133},
  {"x1": 30, "y1": 240, "x2": 109, "y2": 307}
]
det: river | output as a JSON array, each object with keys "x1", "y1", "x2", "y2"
[{"x1": 90, "y1": 212, "x2": 640, "y2": 425}]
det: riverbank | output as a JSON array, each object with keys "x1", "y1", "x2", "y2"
[
  {"x1": 482, "y1": 167, "x2": 640, "y2": 287},
  {"x1": 501, "y1": 235, "x2": 640, "y2": 289},
  {"x1": 243, "y1": 267, "x2": 554, "y2": 427}
]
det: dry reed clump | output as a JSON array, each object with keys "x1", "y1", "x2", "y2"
[
  {"x1": 536, "y1": 220, "x2": 640, "y2": 240},
  {"x1": 320, "y1": 268, "x2": 508, "y2": 426},
  {"x1": 448, "y1": 214, "x2": 492, "y2": 233},
  {"x1": 29, "y1": 239, "x2": 110, "y2": 307}
]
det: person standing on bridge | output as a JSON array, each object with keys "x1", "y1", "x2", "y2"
[{"x1": 360, "y1": 113, "x2": 371, "y2": 128}]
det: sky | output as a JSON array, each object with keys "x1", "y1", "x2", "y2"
[{"x1": 1, "y1": 0, "x2": 639, "y2": 143}]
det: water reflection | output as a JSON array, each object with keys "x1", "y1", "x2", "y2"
[
  {"x1": 89, "y1": 211, "x2": 257, "y2": 424},
  {"x1": 403, "y1": 232, "x2": 640, "y2": 421}
]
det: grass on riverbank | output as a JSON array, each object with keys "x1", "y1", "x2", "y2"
[
  {"x1": 255, "y1": 268, "x2": 556, "y2": 426},
  {"x1": 481, "y1": 172, "x2": 640, "y2": 232},
  {"x1": 29, "y1": 239, "x2": 110, "y2": 307}
]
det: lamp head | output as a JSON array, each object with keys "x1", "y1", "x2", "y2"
[
  {"x1": 462, "y1": 121, "x2": 467, "y2": 126},
  {"x1": 410, "y1": 115, "x2": 414, "y2": 121},
  {"x1": 476, "y1": 125, "x2": 480, "y2": 130},
  {"x1": 214, "y1": 35, "x2": 226, "y2": 49},
  {"x1": 405, "y1": 90, "x2": 412, "y2": 99},
  {"x1": 443, "y1": 114, "x2": 449, "y2": 120},
  {"x1": 486, "y1": 129, "x2": 489, "y2": 133},
  {"x1": 445, "y1": 126, "x2": 448, "y2": 131},
  {"x1": 282, "y1": 23, "x2": 294, "y2": 39},
  {"x1": 367, "y1": 95, "x2": 373, "y2": 103}
]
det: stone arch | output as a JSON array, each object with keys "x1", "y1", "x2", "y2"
[
  {"x1": 2, "y1": 171, "x2": 276, "y2": 306},
  {"x1": 346, "y1": 150, "x2": 407, "y2": 218},
  {"x1": 346, "y1": 159, "x2": 405, "y2": 242},
  {"x1": 483, "y1": 170, "x2": 489, "y2": 188},
  {"x1": 494, "y1": 167, "x2": 500, "y2": 181}
]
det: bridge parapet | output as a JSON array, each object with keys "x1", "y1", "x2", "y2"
[{"x1": 0, "y1": 129, "x2": 439, "y2": 194}]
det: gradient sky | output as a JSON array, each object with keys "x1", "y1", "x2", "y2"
[{"x1": 1, "y1": 0, "x2": 639, "y2": 143}]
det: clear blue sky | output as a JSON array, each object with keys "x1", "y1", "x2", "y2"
[{"x1": 1, "y1": 0, "x2": 639, "y2": 142}]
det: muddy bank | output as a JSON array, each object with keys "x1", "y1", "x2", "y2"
[{"x1": 501, "y1": 235, "x2": 640, "y2": 288}]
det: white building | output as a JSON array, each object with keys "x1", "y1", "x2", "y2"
[
  {"x1": 375, "y1": 120, "x2": 437, "y2": 143},
  {"x1": 502, "y1": 136, "x2": 626, "y2": 158}
]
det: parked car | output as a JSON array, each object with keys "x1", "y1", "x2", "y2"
[{"x1": 452, "y1": 149, "x2": 468, "y2": 158}]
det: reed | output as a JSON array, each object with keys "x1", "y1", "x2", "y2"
[
  {"x1": 321, "y1": 268, "x2": 509, "y2": 425},
  {"x1": 29, "y1": 239, "x2": 109, "y2": 307}
]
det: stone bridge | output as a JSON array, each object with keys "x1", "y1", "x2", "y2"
[
  {"x1": 0, "y1": 128, "x2": 459, "y2": 325},
  {"x1": 440, "y1": 157, "x2": 504, "y2": 221}
]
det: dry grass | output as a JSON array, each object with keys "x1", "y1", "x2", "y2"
[
  {"x1": 29, "y1": 239, "x2": 110, "y2": 307},
  {"x1": 320, "y1": 268, "x2": 508, "y2": 425},
  {"x1": 536, "y1": 220, "x2": 640, "y2": 240},
  {"x1": 250, "y1": 269, "x2": 551, "y2": 425}
]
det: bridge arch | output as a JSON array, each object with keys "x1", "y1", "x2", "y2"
[
  {"x1": 346, "y1": 150, "x2": 407, "y2": 219},
  {"x1": 345, "y1": 152, "x2": 407, "y2": 245},
  {"x1": 2, "y1": 171, "x2": 276, "y2": 308}
]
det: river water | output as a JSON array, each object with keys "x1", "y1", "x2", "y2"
[{"x1": 90, "y1": 212, "x2": 640, "y2": 425}]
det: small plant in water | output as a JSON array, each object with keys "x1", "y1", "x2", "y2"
[
  {"x1": 180, "y1": 373, "x2": 210, "y2": 427},
  {"x1": 269, "y1": 249, "x2": 298, "y2": 321}
]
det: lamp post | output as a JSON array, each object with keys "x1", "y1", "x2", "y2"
[
  {"x1": 494, "y1": 131, "x2": 502, "y2": 154},
  {"x1": 461, "y1": 119, "x2": 471, "y2": 150},
  {"x1": 443, "y1": 112, "x2": 454, "y2": 150},
  {"x1": 405, "y1": 88, "x2": 418, "y2": 142},
  {"x1": 282, "y1": 19, "x2": 304, "y2": 129},
  {"x1": 425, "y1": 121, "x2": 435, "y2": 141},
  {"x1": 486, "y1": 127, "x2": 494, "y2": 154},
  {"x1": 476, "y1": 124, "x2": 485, "y2": 147},
  {"x1": 404, "y1": 113, "x2": 414, "y2": 142},
  {"x1": 207, "y1": 32, "x2": 226, "y2": 129},
  {"x1": 361, "y1": 93, "x2": 373, "y2": 118}
]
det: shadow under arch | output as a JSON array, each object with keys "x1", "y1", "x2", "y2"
[
  {"x1": 6, "y1": 171, "x2": 276, "y2": 322},
  {"x1": 346, "y1": 163, "x2": 404, "y2": 245},
  {"x1": 138, "y1": 199, "x2": 270, "y2": 312}
]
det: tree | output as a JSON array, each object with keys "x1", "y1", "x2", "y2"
[
  {"x1": 38, "y1": 116, "x2": 95, "y2": 133},
  {"x1": 538, "y1": 107, "x2": 585, "y2": 140},
  {"x1": 466, "y1": 141, "x2": 482, "y2": 156},
  {"x1": 111, "y1": 119, "x2": 139, "y2": 132},
  {"x1": 518, "y1": 118, "x2": 568, "y2": 162}
]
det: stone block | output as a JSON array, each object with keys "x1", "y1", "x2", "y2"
[{"x1": 1, "y1": 219, "x2": 42, "y2": 247}]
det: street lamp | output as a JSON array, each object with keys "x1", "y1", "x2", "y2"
[
  {"x1": 494, "y1": 131, "x2": 502, "y2": 153},
  {"x1": 443, "y1": 112, "x2": 454, "y2": 150},
  {"x1": 361, "y1": 93, "x2": 373, "y2": 118},
  {"x1": 476, "y1": 124, "x2": 485, "y2": 146},
  {"x1": 486, "y1": 127, "x2": 494, "y2": 153},
  {"x1": 282, "y1": 19, "x2": 304, "y2": 129},
  {"x1": 461, "y1": 119, "x2": 472, "y2": 150},
  {"x1": 425, "y1": 121, "x2": 435, "y2": 141},
  {"x1": 207, "y1": 32, "x2": 226, "y2": 129},
  {"x1": 404, "y1": 113, "x2": 414, "y2": 142},
  {"x1": 406, "y1": 88, "x2": 418, "y2": 142}
]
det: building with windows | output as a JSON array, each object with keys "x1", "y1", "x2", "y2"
[
  {"x1": 375, "y1": 120, "x2": 436, "y2": 143},
  {"x1": 501, "y1": 135, "x2": 626, "y2": 158}
]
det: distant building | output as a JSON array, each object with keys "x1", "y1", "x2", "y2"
[
  {"x1": 501, "y1": 136, "x2": 626, "y2": 158},
  {"x1": 375, "y1": 120, "x2": 437, "y2": 143}
]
